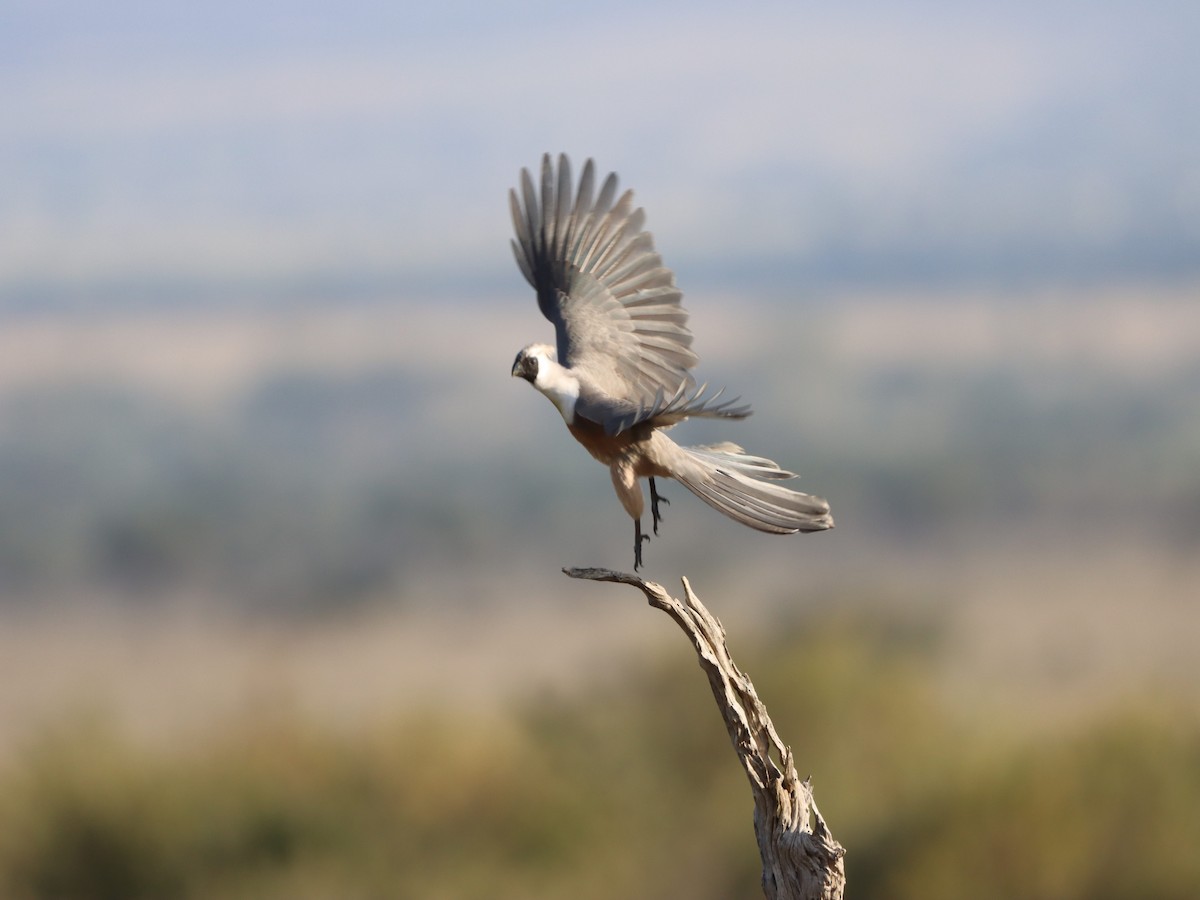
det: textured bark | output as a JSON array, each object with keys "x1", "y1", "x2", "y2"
[{"x1": 563, "y1": 567, "x2": 846, "y2": 900}]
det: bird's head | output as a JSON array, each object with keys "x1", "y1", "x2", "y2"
[
  {"x1": 511, "y1": 343, "x2": 579, "y2": 423},
  {"x1": 511, "y1": 343, "x2": 556, "y2": 385}
]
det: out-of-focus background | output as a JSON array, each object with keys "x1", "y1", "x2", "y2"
[{"x1": 2, "y1": 2, "x2": 1198, "y2": 897}]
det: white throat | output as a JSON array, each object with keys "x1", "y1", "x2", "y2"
[{"x1": 534, "y1": 359, "x2": 581, "y2": 424}]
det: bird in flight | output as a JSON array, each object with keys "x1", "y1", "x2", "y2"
[{"x1": 510, "y1": 154, "x2": 832, "y2": 570}]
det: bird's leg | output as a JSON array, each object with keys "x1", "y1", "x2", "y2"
[
  {"x1": 634, "y1": 518, "x2": 650, "y2": 571},
  {"x1": 649, "y1": 477, "x2": 670, "y2": 535}
]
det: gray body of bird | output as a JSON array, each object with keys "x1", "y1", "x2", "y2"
[{"x1": 510, "y1": 154, "x2": 832, "y2": 569}]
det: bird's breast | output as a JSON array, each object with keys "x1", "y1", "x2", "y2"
[{"x1": 567, "y1": 417, "x2": 636, "y2": 465}]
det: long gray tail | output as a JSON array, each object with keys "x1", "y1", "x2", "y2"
[{"x1": 673, "y1": 442, "x2": 834, "y2": 534}]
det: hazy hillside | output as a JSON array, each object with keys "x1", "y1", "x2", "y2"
[{"x1": 1, "y1": 288, "x2": 1196, "y2": 614}]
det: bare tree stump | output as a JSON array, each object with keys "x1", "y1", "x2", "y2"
[{"x1": 564, "y1": 567, "x2": 846, "y2": 900}]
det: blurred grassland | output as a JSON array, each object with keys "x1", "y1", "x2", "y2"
[
  {"x1": 0, "y1": 289, "x2": 1197, "y2": 897},
  {"x1": 1, "y1": 608, "x2": 1197, "y2": 900},
  {"x1": 0, "y1": 291, "x2": 1197, "y2": 614}
]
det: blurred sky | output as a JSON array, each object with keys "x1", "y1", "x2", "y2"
[{"x1": 3, "y1": 0, "x2": 1198, "y2": 306}]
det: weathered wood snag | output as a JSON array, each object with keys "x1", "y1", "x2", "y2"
[{"x1": 564, "y1": 567, "x2": 846, "y2": 900}]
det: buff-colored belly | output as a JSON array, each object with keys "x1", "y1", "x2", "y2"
[
  {"x1": 567, "y1": 417, "x2": 670, "y2": 479},
  {"x1": 567, "y1": 417, "x2": 630, "y2": 465}
]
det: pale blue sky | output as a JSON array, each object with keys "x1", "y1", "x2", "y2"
[{"x1": 2, "y1": 1, "x2": 1197, "y2": 304}]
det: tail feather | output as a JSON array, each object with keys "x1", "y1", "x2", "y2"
[
  {"x1": 684, "y1": 442, "x2": 796, "y2": 479},
  {"x1": 674, "y1": 443, "x2": 833, "y2": 534}
]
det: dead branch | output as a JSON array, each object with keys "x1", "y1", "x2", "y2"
[{"x1": 563, "y1": 567, "x2": 846, "y2": 900}]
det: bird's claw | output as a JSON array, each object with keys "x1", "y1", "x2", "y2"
[
  {"x1": 649, "y1": 477, "x2": 670, "y2": 536},
  {"x1": 634, "y1": 519, "x2": 651, "y2": 571}
]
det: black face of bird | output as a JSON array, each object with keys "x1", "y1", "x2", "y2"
[{"x1": 511, "y1": 350, "x2": 538, "y2": 383}]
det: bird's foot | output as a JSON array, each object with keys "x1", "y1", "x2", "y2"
[
  {"x1": 634, "y1": 519, "x2": 651, "y2": 571},
  {"x1": 649, "y1": 477, "x2": 670, "y2": 536}
]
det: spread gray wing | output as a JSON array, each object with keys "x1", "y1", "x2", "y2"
[{"x1": 512, "y1": 154, "x2": 728, "y2": 434}]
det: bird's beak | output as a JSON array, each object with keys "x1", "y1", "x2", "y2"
[{"x1": 511, "y1": 354, "x2": 535, "y2": 381}]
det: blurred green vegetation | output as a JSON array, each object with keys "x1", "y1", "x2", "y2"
[
  {"x1": 2, "y1": 337, "x2": 1199, "y2": 611},
  {"x1": 1, "y1": 610, "x2": 1195, "y2": 899}
]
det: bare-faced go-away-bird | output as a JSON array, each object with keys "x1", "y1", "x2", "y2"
[{"x1": 510, "y1": 154, "x2": 833, "y2": 570}]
